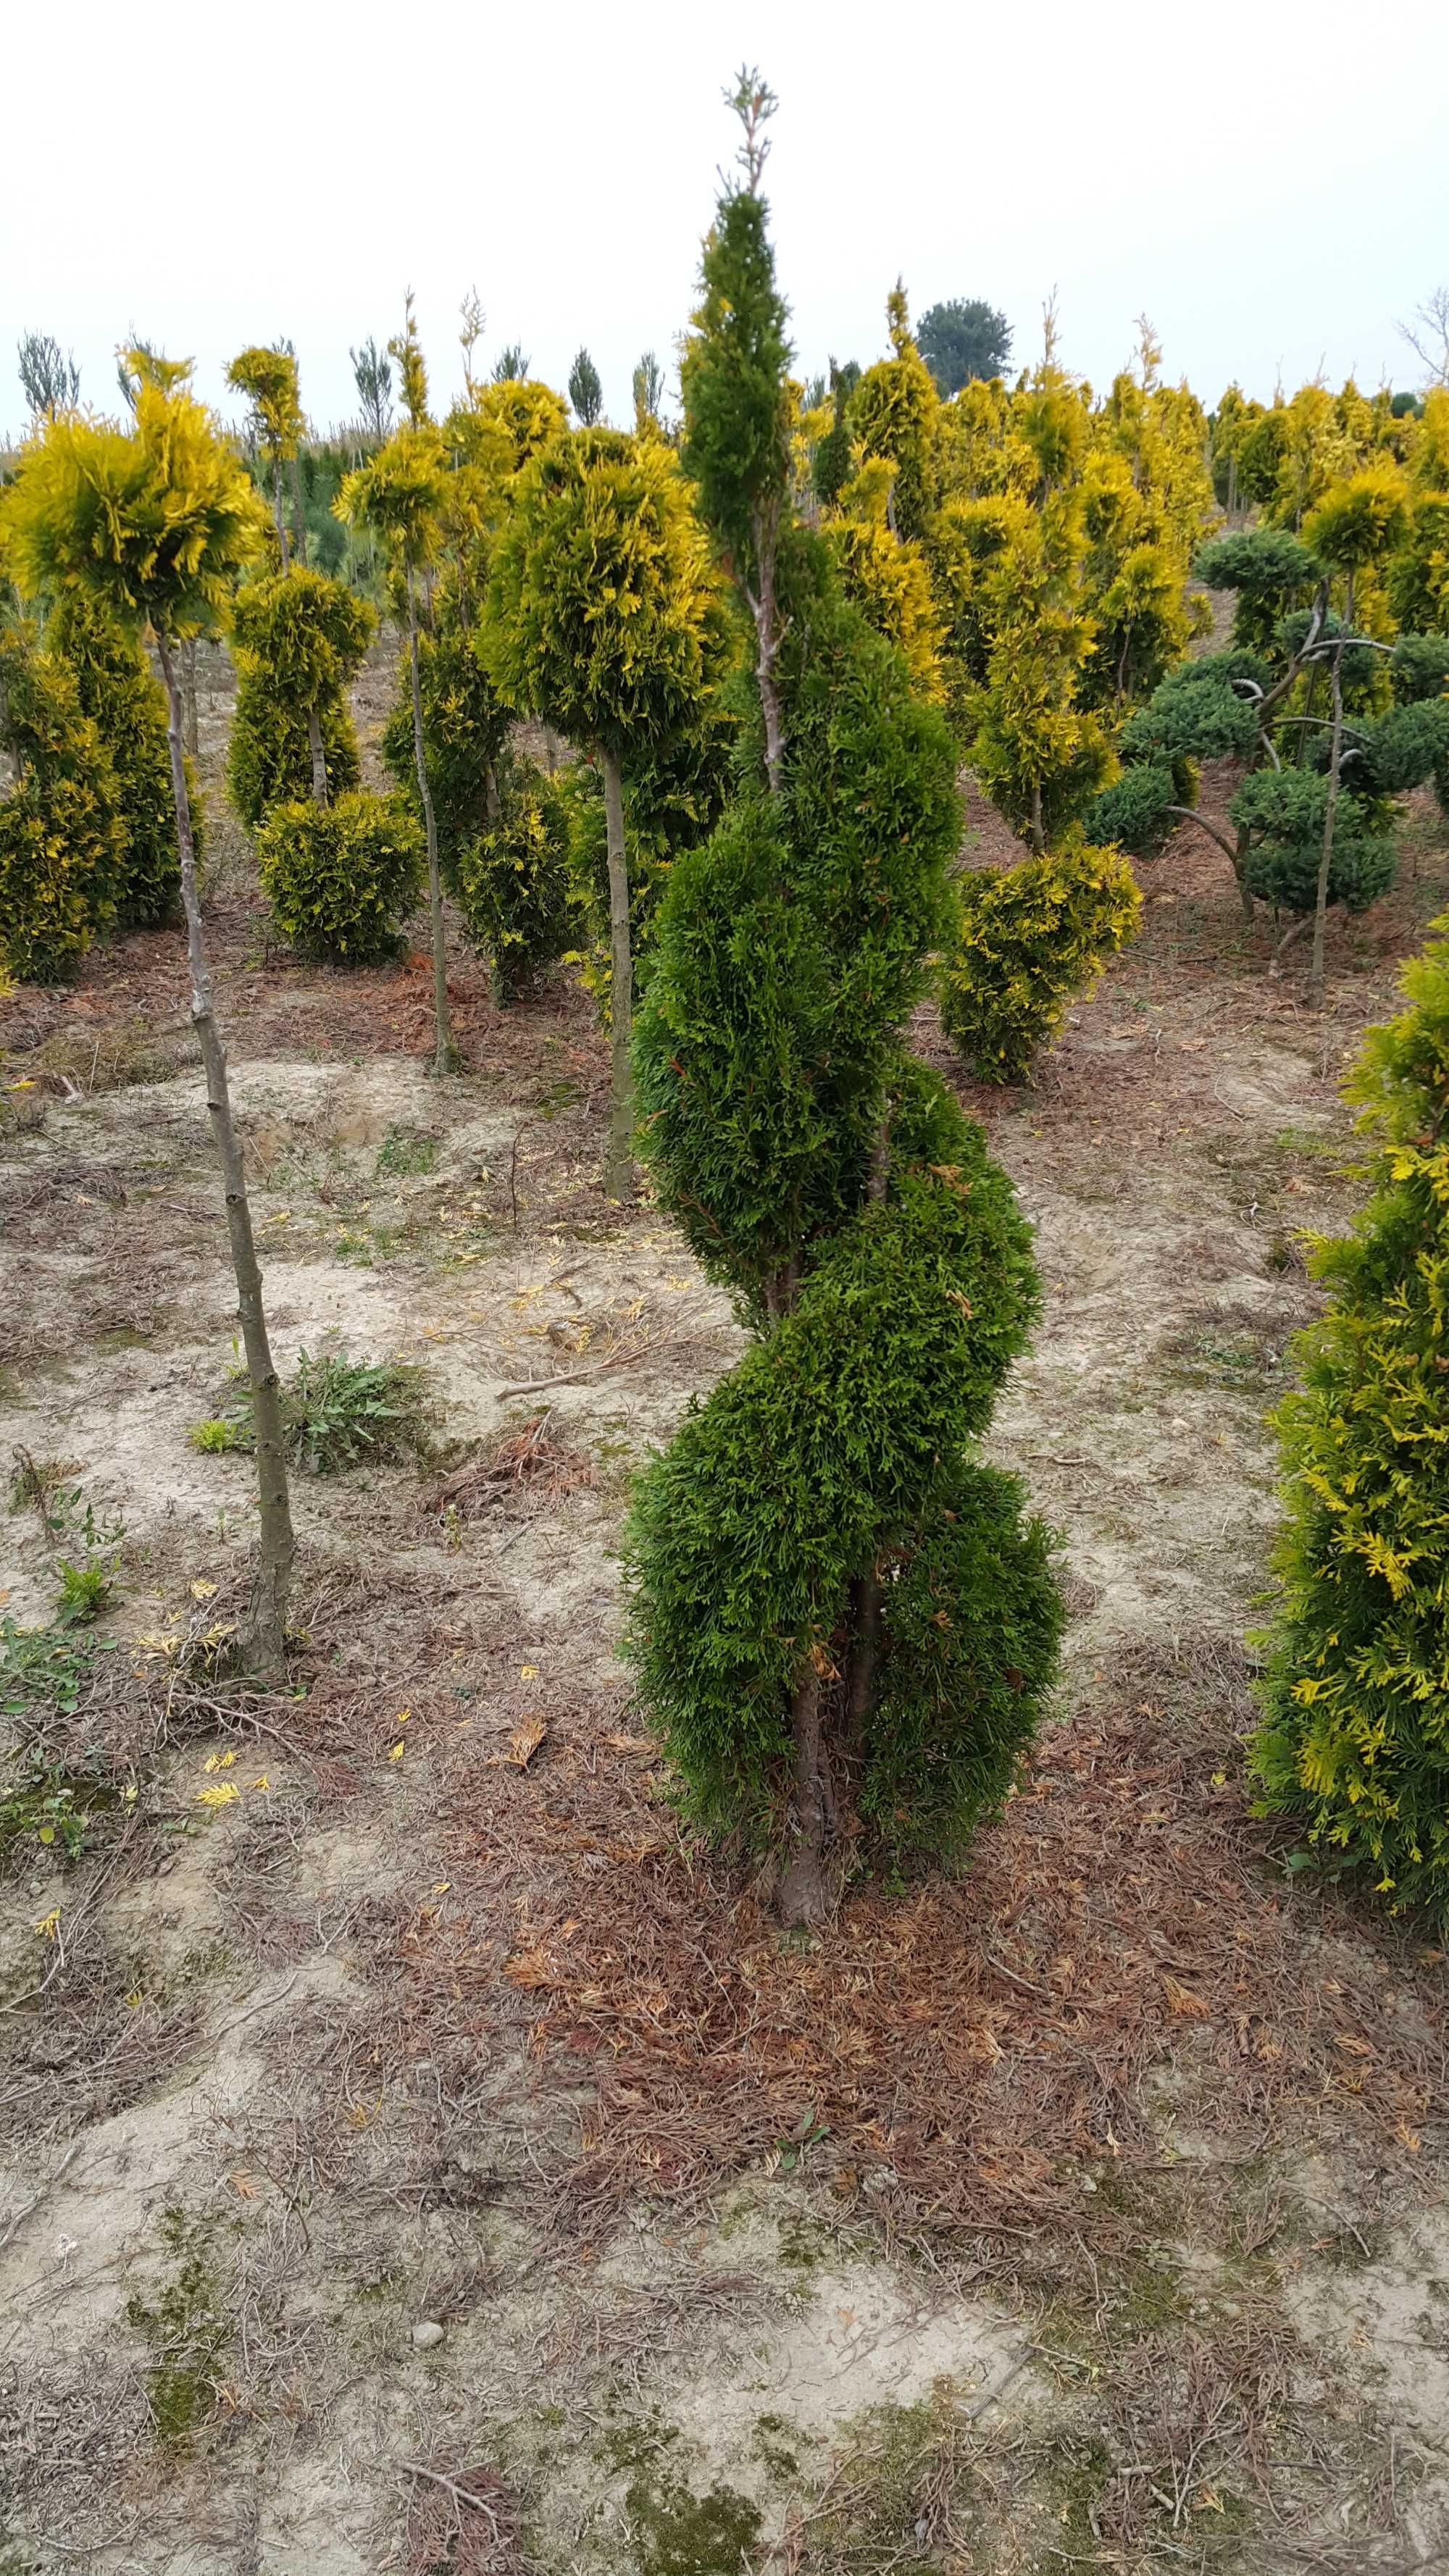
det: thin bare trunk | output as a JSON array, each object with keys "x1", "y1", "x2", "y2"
[
  {"x1": 272, "y1": 456, "x2": 290, "y2": 574},
  {"x1": 1310, "y1": 580, "x2": 1350, "y2": 1011},
  {"x1": 182, "y1": 637, "x2": 199, "y2": 760},
  {"x1": 748, "y1": 501, "x2": 785, "y2": 795},
  {"x1": 845, "y1": 1569, "x2": 880, "y2": 1749},
  {"x1": 485, "y1": 763, "x2": 501, "y2": 826},
  {"x1": 601, "y1": 748, "x2": 634, "y2": 1201},
  {"x1": 155, "y1": 633, "x2": 294, "y2": 1677},
  {"x1": 1030, "y1": 780, "x2": 1045, "y2": 855},
  {"x1": 407, "y1": 566, "x2": 455, "y2": 1075},
  {"x1": 542, "y1": 725, "x2": 560, "y2": 777},
  {"x1": 778, "y1": 1666, "x2": 827, "y2": 1926},
  {"x1": 306, "y1": 704, "x2": 329, "y2": 806},
  {"x1": 288, "y1": 453, "x2": 307, "y2": 566}
]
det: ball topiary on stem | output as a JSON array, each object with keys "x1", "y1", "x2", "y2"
[{"x1": 229, "y1": 566, "x2": 375, "y2": 821}]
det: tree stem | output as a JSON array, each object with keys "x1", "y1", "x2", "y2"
[
  {"x1": 1311, "y1": 575, "x2": 1350, "y2": 1012},
  {"x1": 601, "y1": 748, "x2": 635, "y2": 1201},
  {"x1": 407, "y1": 565, "x2": 454, "y2": 1074},
  {"x1": 155, "y1": 632, "x2": 294, "y2": 1677},
  {"x1": 306, "y1": 704, "x2": 329, "y2": 806},
  {"x1": 778, "y1": 1665, "x2": 827, "y2": 1926}
]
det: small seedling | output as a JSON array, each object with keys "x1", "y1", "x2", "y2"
[{"x1": 188, "y1": 1418, "x2": 246, "y2": 1455}]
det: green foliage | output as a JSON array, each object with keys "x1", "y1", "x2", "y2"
[
  {"x1": 1230, "y1": 769, "x2": 1397, "y2": 916},
  {"x1": 1357, "y1": 699, "x2": 1449, "y2": 801},
  {"x1": 188, "y1": 1417, "x2": 245, "y2": 1455},
  {"x1": 569, "y1": 346, "x2": 604, "y2": 427},
  {"x1": 628, "y1": 104, "x2": 1058, "y2": 1878},
  {"x1": 231, "y1": 567, "x2": 374, "y2": 717},
  {"x1": 1, "y1": 375, "x2": 268, "y2": 643},
  {"x1": 454, "y1": 755, "x2": 574, "y2": 1000},
  {"x1": 256, "y1": 791, "x2": 423, "y2": 963},
  {"x1": 388, "y1": 293, "x2": 430, "y2": 428},
  {"x1": 1250, "y1": 917, "x2": 1449, "y2": 1923},
  {"x1": 1303, "y1": 462, "x2": 1410, "y2": 574},
  {"x1": 916, "y1": 298, "x2": 1013, "y2": 397},
  {"x1": 559, "y1": 694, "x2": 738, "y2": 1013},
  {"x1": 228, "y1": 674, "x2": 359, "y2": 828},
  {"x1": 227, "y1": 344, "x2": 303, "y2": 460},
  {"x1": 0, "y1": 626, "x2": 125, "y2": 982},
  {"x1": 203, "y1": 1347, "x2": 435, "y2": 1476},
  {"x1": 1117, "y1": 653, "x2": 1261, "y2": 767},
  {"x1": 848, "y1": 288, "x2": 941, "y2": 543},
  {"x1": 1082, "y1": 758, "x2": 1179, "y2": 859},
  {"x1": 625, "y1": 1092, "x2": 1042, "y2": 1839},
  {"x1": 940, "y1": 837, "x2": 1143, "y2": 1084},
  {"x1": 380, "y1": 613, "x2": 510, "y2": 879},
  {"x1": 481, "y1": 430, "x2": 718, "y2": 758},
  {"x1": 1390, "y1": 632, "x2": 1449, "y2": 703},
  {"x1": 635, "y1": 565, "x2": 959, "y2": 1308},
  {"x1": 679, "y1": 185, "x2": 793, "y2": 590},
  {"x1": 1194, "y1": 528, "x2": 1322, "y2": 654},
  {"x1": 17, "y1": 330, "x2": 80, "y2": 419},
  {"x1": 227, "y1": 568, "x2": 372, "y2": 827},
  {"x1": 48, "y1": 593, "x2": 195, "y2": 929},
  {"x1": 864, "y1": 1465, "x2": 1061, "y2": 1858},
  {"x1": 336, "y1": 422, "x2": 448, "y2": 572},
  {"x1": 811, "y1": 359, "x2": 860, "y2": 509},
  {"x1": 1388, "y1": 495, "x2": 1449, "y2": 636}
]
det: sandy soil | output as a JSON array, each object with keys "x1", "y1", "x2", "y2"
[{"x1": 1, "y1": 639, "x2": 1447, "y2": 2575}]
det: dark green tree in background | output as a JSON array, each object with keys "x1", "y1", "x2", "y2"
[
  {"x1": 17, "y1": 332, "x2": 80, "y2": 421},
  {"x1": 628, "y1": 72, "x2": 1061, "y2": 1924},
  {"x1": 917, "y1": 297, "x2": 1013, "y2": 396},
  {"x1": 568, "y1": 347, "x2": 604, "y2": 426}
]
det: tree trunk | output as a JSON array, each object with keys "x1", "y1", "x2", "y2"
[
  {"x1": 1030, "y1": 781, "x2": 1045, "y2": 856},
  {"x1": 272, "y1": 456, "x2": 290, "y2": 574},
  {"x1": 306, "y1": 704, "x2": 329, "y2": 806},
  {"x1": 845, "y1": 1568, "x2": 880, "y2": 1750},
  {"x1": 288, "y1": 453, "x2": 307, "y2": 567},
  {"x1": 1310, "y1": 582, "x2": 1350, "y2": 1012},
  {"x1": 749, "y1": 503, "x2": 785, "y2": 795},
  {"x1": 485, "y1": 763, "x2": 501, "y2": 826},
  {"x1": 182, "y1": 638, "x2": 199, "y2": 760},
  {"x1": 777, "y1": 1665, "x2": 827, "y2": 1926},
  {"x1": 407, "y1": 566, "x2": 455, "y2": 1076},
  {"x1": 601, "y1": 748, "x2": 635, "y2": 1201},
  {"x1": 542, "y1": 725, "x2": 560, "y2": 777},
  {"x1": 155, "y1": 633, "x2": 295, "y2": 1678}
]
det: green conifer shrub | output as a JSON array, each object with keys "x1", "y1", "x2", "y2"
[
  {"x1": 256, "y1": 790, "x2": 423, "y2": 963},
  {"x1": 1250, "y1": 916, "x2": 1449, "y2": 1924},
  {"x1": 1195, "y1": 529, "x2": 1322, "y2": 654},
  {"x1": 1390, "y1": 633, "x2": 1449, "y2": 703},
  {"x1": 453, "y1": 755, "x2": 573, "y2": 1000},
  {"x1": 940, "y1": 836, "x2": 1141, "y2": 1084},
  {"x1": 627, "y1": 74, "x2": 1060, "y2": 1915},
  {"x1": 0, "y1": 626, "x2": 125, "y2": 981},
  {"x1": 380, "y1": 611, "x2": 512, "y2": 885},
  {"x1": 1229, "y1": 769, "x2": 1397, "y2": 916},
  {"x1": 227, "y1": 569, "x2": 373, "y2": 826},
  {"x1": 48, "y1": 592, "x2": 199, "y2": 927}
]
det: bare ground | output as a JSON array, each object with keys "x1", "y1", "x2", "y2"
[{"x1": 1, "y1": 643, "x2": 1448, "y2": 2575}]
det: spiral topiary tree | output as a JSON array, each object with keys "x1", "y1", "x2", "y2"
[
  {"x1": 627, "y1": 73, "x2": 1061, "y2": 1924},
  {"x1": 480, "y1": 427, "x2": 722, "y2": 1198},
  {"x1": 1250, "y1": 916, "x2": 1449, "y2": 1925},
  {"x1": 1, "y1": 367, "x2": 296, "y2": 1674}
]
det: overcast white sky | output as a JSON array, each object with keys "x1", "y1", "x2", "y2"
[{"x1": 4, "y1": 0, "x2": 1448, "y2": 443}]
